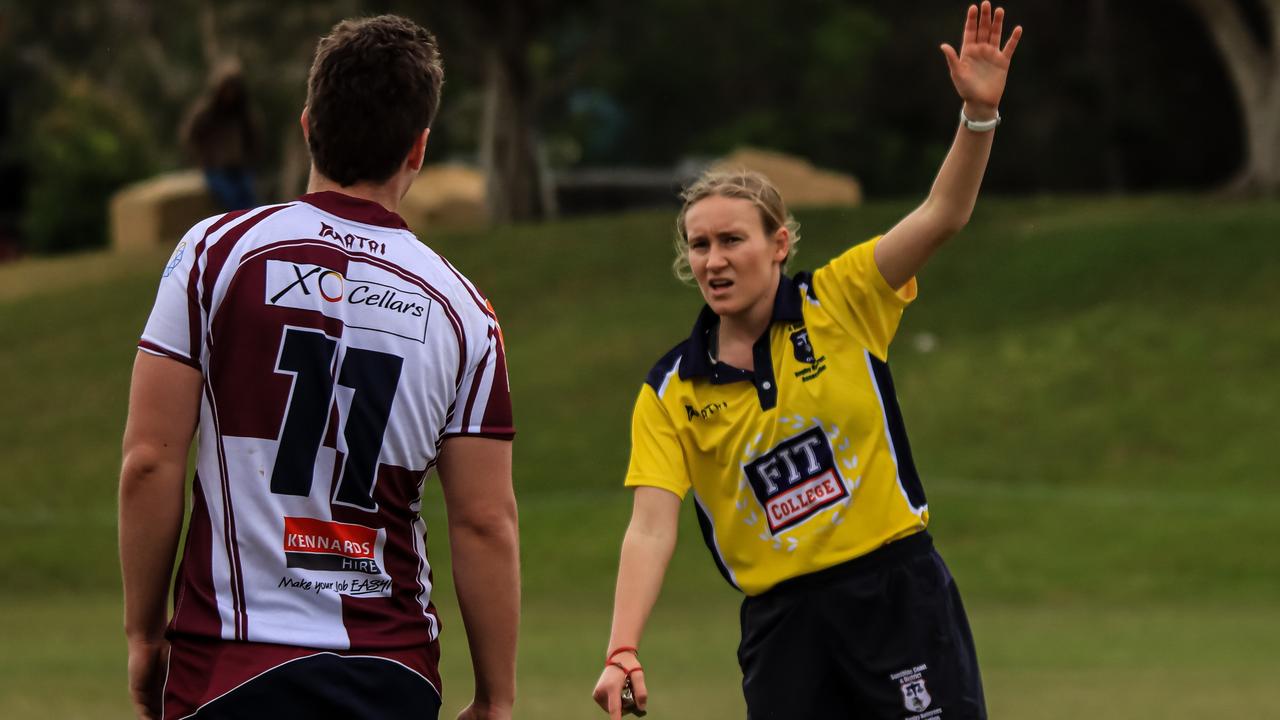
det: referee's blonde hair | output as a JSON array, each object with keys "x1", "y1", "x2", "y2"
[{"x1": 673, "y1": 168, "x2": 801, "y2": 284}]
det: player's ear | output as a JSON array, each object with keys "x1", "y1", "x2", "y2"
[
  {"x1": 299, "y1": 107, "x2": 310, "y2": 142},
  {"x1": 406, "y1": 127, "x2": 429, "y2": 173}
]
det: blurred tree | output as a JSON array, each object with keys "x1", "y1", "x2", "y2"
[
  {"x1": 1185, "y1": 0, "x2": 1280, "y2": 195},
  {"x1": 426, "y1": 0, "x2": 617, "y2": 222}
]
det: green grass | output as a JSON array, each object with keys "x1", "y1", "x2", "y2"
[{"x1": 1, "y1": 195, "x2": 1278, "y2": 717}]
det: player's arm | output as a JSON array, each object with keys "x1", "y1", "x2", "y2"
[
  {"x1": 119, "y1": 351, "x2": 202, "y2": 719},
  {"x1": 437, "y1": 436, "x2": 520, "y2": 720},
  {"x1": 592, "y1": 486, "x2": 681, "y2": 719},
  {"x1": 875, "y1": 1, "x2": 1022, "y2": 289}
]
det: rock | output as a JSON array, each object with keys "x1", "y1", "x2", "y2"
[
  {"x1": 711, "y1": 148, "x2": 862, "y2": 208},
  {"x1": 110, "y1": 170, "x2": 220, "y2": 252},
  {"x1": 400, "y1": 164, "x2": 489, "y2": 234}
]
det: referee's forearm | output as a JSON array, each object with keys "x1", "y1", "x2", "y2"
[
  {"x1": 607, "y1": 525, "x2": 676, "y2": 650},
  {"x1": 118, "y1": 452, "x2": 186, "y2": 641}
]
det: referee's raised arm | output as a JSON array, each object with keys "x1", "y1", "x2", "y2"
[{"x1": 876, "y1": 1, "x2": 1022, "y2": 289}]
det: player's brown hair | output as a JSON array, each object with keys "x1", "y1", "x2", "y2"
[
  {"x1": 672, "y1": 168, "x2": 802, "y2": 283},
  {"x1": 305, "y1": 15, "x2": 444, "y2": 186}
]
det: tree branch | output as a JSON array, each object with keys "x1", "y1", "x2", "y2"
[{"x1": 1186, "y1": 0, "x2": 1267, "y2": 111}]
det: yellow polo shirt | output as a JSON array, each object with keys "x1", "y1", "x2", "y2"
[{"x1": 625, "y1": 237, "x2": 927, "y2": 595}]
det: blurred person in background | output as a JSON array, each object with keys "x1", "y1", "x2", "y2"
[
  {"x1": 181, "y1": 59, "x2": 260, "y2": 211},
  {"x1": 121, "y1": 15, "x2": 518, "y2": 720},
  {"x1": 593, "y1": 3, "x2": 1020, "y2": 718}
]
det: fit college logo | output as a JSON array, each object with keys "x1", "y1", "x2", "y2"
[{"x1": 743, "y1": 426, "x2": 849, "y2": 534}]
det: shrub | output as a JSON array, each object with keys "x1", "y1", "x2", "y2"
[{"x1": 22, "y1": 79, "x2": 156, "y2": 254}]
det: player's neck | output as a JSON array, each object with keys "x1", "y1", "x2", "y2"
[{"x1": 306, "y1": 168, "x2": 409, "y2": 215}]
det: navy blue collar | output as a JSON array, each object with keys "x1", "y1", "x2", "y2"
[{"x1": 680, "y1": 273, "x2": 805, "y2": 381}]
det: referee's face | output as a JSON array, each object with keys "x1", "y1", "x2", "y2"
[{"x1": 685, "y1": 195, "x2": 789, "y2": 324}]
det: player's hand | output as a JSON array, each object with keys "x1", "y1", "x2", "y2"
[
  {"x1": 940, "y1": 2, "x2": 1022, "y2": 117},
  {"x1": 592, "y1": 660, "x2": 648, "y2": 719},
  {"x1": 456, "y1": 700, "x2": 513, "y2": 720},
  {"x1": 126, "y1": 637, "x2": 169, "y2": 719}
]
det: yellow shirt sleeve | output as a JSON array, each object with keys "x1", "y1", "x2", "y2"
[
  {"x1": 811, "y1": 236, "x2": 917, "y2": 361},
  {"x1": 623, "y1": 384, "x2": 692, "y2": 499}
]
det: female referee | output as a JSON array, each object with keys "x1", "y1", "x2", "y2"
[{"x1": 592, "y1": 3, "x2": 1021, "y2": 718}]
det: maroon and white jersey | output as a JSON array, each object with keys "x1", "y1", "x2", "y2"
[{"x1": 139, "y1": 191, "x2": 513, "y2": 651}]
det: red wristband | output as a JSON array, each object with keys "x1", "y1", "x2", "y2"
[
  {"x1": 606, "y1": 660, "x2": 644, "y2": 676},
  {"x1": 607, "y1": 646, "x2": 640, "y2": 663}
]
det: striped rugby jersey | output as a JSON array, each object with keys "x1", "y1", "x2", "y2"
[
  {"x1": 139, "y1": 191, "x2": 513, "y2": 650},
  {"x1": 624, "y1": 237, "x2": 926, "y2": 596}
]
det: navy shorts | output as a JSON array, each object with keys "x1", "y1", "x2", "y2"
[
  {"x1": 163, "y1": 634, "x2": 442, "y2": 719},
  {"x1": 738, "y1": 531, "x2": 985, "y2": 719}
]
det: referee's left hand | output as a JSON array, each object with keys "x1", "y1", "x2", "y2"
[
  {"x1": 126, "y1": 637, "x2": 168, "y2": 719},
  {"x1": 592, "y1": 660, "x2": 648, "y2": 719}
]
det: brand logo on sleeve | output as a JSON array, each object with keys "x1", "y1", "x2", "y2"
[
  {"x1": 163, "y1": 242, "x2": 187, "y2": 278},
  {"x1": 283, "y1": 516, "x2": 384, "y2": 575},
  {"x1": 265, "y1": 260, "x2": 432, "y2": 342},
  {"x1": 743, "y1": 427, "x2": 848, "y2": 534}
]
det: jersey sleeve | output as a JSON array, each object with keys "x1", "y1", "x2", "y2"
[
  {"x1": 138, "y1": 219, "x2": 218, "y2": 369},
  {"x1": 810, "y1": 236, "x2": 917, "y2": 361},
  {"x1": 623, "y1": 384, "x2": 691, "y2": 498},
  {"x1": 443, "y1": 310, "x2": 515, "y2": 440}
]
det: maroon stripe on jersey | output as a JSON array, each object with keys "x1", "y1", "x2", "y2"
[
  {"x1": 164, "y1": 634, "x2": 441, "y2": 719},
  {"x1": 298, "y1": 191, "x2": 411, "y2": 230},
  {"x1": 460, "y1": 329, "x2": 494, "y2": 431},
  {"x1": 482, "y1": 331, "x2": 515, "y2": 434},
  {"x1": 137, "y1": 340, "x2": 200, "y2": 369},
  {"x1": 201, "y1": 204, "x2": 292, "y2": 318},
  {"x1": 203, "y1": 379, "x2": 249, "y2": 640},
  {"x1": 168, "y1": 473, "x2": 221, "y2": 638},
  {"x1": 186, "y1": 210, "x2": 249, "y2": 366},
  {"x1": 336, "y1": 463, "x2": 439, "y2": 649}
]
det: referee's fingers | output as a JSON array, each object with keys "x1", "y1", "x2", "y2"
[
  {"x1": 630, "y1": 670, "x2": 649, "y2": 711},
  {"x1": 591, "y1": 673, "x2": 623, "y2": 720}
]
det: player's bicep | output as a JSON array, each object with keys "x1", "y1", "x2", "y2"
[
  {"x1": 437, "y1": 436, "x2": 516, "y2": 531},
  {"x1": 122, "y1": 351, "x2": 202, "y2": 468}
]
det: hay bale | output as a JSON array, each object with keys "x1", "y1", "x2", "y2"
[
  {"x1": 110, "y1": 170, "x2": 220, "y2": 252},
  {"x1": 400, "y1": 163, "x2": 488, "y2": 234},
  {"x1": 711, "y1": 147, "x2": 862, "y2": 208}
]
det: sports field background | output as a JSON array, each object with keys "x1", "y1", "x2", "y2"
[{"x1": 1, "y1": 195, "x2": 1277, "y2": 718}]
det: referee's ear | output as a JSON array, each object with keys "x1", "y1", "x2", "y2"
[{"x1": 772, "y1": 226, "x2": 791, "y2": 265}]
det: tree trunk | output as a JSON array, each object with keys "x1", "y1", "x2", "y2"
[
  {"x1": 1186, "y1": 0, "x2": 1280, "y2": 195},
  {"x1": 478, "y1": 43, "x2": 545, "y2": 223}
]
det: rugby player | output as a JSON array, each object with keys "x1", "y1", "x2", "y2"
[
  {"x1": 119, "y1": 15, "x2": 518, "y2": 720},
  {"x1": 592, "y1": 3, "x2": 1021, "y2": 718}
]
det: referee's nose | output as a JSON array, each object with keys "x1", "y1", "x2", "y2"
[{"x1": 706, "y1": 244, "x2": 730, "y2": 272}]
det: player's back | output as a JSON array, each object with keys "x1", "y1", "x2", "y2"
[{"x1": 139, "y1": 191, "x2": 513, "y2": 651}]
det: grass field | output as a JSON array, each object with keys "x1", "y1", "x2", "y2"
[{"x1": 1, "y1": 195, "x2": 1278, "y2": 718}]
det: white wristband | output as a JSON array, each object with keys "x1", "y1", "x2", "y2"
[{"x1": 960, "y1": 107, "x2": 1001, "y2": 132}]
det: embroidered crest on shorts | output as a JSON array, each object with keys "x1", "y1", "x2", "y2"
[{"x1": 892, "y1": 664, "x2": 938, "y2": 716}]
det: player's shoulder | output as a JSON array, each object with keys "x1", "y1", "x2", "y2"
[
  {"x1": 413, "y1": 247, "x2": 499, "y2": 326},
  {"x1": 643, "y1": 339, "x2": 691, "y2": 395}
]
